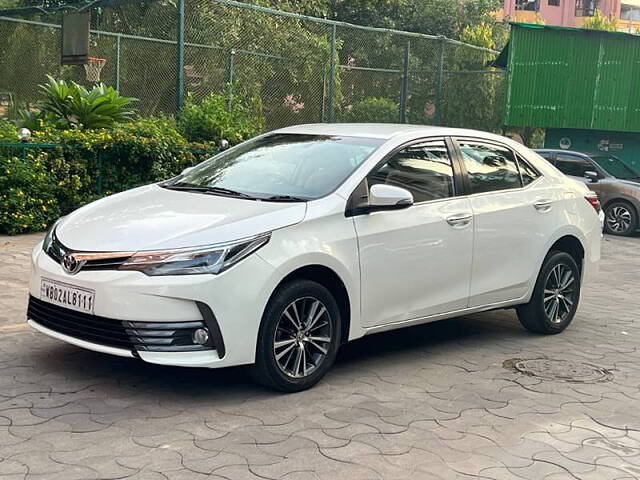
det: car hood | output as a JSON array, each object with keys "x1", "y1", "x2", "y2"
[{"x1": 56, "y1": 185, "x2": 307, "y2": 252}]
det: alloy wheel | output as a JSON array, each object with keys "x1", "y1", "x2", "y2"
[
  {"x1": 606, "y1": 205, "x2": 632, "y2": 234},
  {"x1": 543, "y1": 264, "x2": 576, "y2": 324},
  {"x1": 273, "y1": 296, "x2": 333, "y2": 378}
]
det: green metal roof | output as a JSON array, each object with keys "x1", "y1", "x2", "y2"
[{"x1": 504, "y1": 23, "x2": 640, "y2": 132}]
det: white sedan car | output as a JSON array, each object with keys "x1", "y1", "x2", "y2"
[{"x1": 28, "y1": 124, "x2": 602, "y2": 392}]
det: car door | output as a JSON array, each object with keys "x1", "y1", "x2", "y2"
[
  {"x1": 453, "y1": 138, "x2": 560, "y2": 307},
  {"x1": 352, "y1": 138, "x2": 474, "y2": 328}
]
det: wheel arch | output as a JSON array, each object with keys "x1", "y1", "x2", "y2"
[
  {"x1": 268, "y1": 265, "x2": 352, "y2": 345},
  {"x1": 548, "y1": 235, "x2": 585, "y2": 274}
]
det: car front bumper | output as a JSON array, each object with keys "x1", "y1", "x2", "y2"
[{"x1": 28, "y1": 242, "x2": 278, "y2": 368}]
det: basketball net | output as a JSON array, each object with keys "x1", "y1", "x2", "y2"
[{"x1": 84, "y1": 57, "x2": 106, "y2": 83}]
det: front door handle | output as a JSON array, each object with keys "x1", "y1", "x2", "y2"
[
  {"x1": 446, "y1": 213, "x2": 473, "y2": 228},
  {"x1": 534, "y1": 199, "x2": 553, "y2": 212}
]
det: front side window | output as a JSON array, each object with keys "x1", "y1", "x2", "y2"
[
  {"x1": 166, "y1": 134, "x2": 383, "y2": 200},
  {"x1": 368, "y1": 140, "x2": 455, "y2": 203},
  {"x1": 554, "y1": 154, "x2": 593, "y2": 177},
  {"x1": 458, "y1": 140, "x2": 522, "y2": 194},
  {"x1": 591, "y1": 155, "x2": 640, "y2": 181}
]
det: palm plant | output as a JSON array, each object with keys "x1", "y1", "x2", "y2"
[{"x1": 22, "y1": 76, "x2": 137, "y2": 130}]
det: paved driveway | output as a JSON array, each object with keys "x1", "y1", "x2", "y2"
[{"x1": 1, "y1": 233, "x2": 639, "y2": 479}]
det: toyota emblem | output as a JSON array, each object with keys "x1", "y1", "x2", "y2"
[{"x1": 62, "y1": 254, "x2": 84, "y2": 275}]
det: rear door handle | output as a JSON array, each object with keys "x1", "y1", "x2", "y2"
[
  {"x1": 534, "y1": 199, "x2": 553, "y2": 212},
  {"x1": 446, "y1": 213, "x2": 473, "y2": 228}
]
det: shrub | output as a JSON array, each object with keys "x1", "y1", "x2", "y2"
[
  {"x1": 343, "y1": 97, "x2": 399, "y2": 123},
  {"x1": 0, "y1": 153, "x2": 61, "y2": 235},
  {"x1": 0, "y1": 116, "x2": 217, "y2": 235},
  {"x1": 178, "y1": 90, "x2": 264, "y2": 144},
  {"x1": 21, "y1": 76, "x2": 137, "y2": 130},
  {"x1": 0, "y1": 119, "x2": 18, "y2": 142}
]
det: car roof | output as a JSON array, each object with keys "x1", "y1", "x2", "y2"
[{"x1": 274, "y1": 123, "x2": 510, "y2": 141}]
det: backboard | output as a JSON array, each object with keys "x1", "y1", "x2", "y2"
[{"x1": 61, "y1": 11, "x2": 91, "y2": 65}]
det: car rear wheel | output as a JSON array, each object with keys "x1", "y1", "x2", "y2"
[
  {"x1": 517, "y1": 251, "x2": 581, "y2": 335},
  {"x1": 604, "y1": 200, "x2": 638, "y2": 236},
  {"x1": 252, "y1": 280, "x2": 341, "y2": 392}
]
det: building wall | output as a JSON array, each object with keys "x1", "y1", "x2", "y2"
[
  {"x1": 545, "y1": 128, "x2": 640, "y2": 171},
  {"x1": 502, "y1": 0, "x2": 629, "y2": 28}
]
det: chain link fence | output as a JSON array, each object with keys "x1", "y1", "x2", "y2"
[{"x1": 0, "y1": 0, "x2": 507, "y2": 132}]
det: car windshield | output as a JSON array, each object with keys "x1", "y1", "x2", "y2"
[
  {"x1": 591, "y1": 155, "x2": 640, "y2": 181},
  {"x1": 163, "y1": 133, "x2": 383, "y2": 201}
]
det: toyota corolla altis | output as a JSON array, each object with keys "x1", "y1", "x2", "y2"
[{"x1": 28, "y1": 124, "x2": 602, "y2": 392}]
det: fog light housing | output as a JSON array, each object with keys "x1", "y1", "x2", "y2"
[{"x1": 192, "y1": 328, "x2": 210, "y2": 346}]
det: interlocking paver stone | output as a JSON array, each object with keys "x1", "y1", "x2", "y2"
[{"x1": 1, "y1": 232, "x2": 640, "y2": 479}]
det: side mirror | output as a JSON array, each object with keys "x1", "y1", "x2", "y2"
[
  {"x1": 368, "y1": 184, "x2": 413, "y2": 212},
  {"x1": 181, "y1": 166, "x2": 195, "y2": 176},
  {"x1": 584, "y1": 170, "x2": 599, "y2": 183}
]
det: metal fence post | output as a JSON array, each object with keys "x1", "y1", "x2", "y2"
[
  {"x1": 176, "y1": 0, "x2": 185, "y2": 112},
  {"x1": 434, "y1": 36, "x2": 446, "y2": 126},
  {"x1": 327, "y1": 24, "x2": 337, "y2": 123},
  {"x1": 227, "y1": 49, "x2": 236, "y2": 110},
  {"x1": 399, "y1": 40, "x2": 410, "y2": 124},
  {"x1": 115, "y1": 35, "x2": 121, "y2": 91}
]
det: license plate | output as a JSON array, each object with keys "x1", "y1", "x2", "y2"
[{"x1": 40, "y1": 278, "x2": 95, "y2": 315}]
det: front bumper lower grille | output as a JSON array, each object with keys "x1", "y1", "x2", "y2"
[{"x1": 27, "y1": 296, "x2": 216, "y2": 353}]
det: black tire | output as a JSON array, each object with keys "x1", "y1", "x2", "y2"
[
  {"x1": 251, "y1": 280, "x2": 341, "y2": 392},
  {"x1": 604, "y1": 200, "x2": 638, "y2": 236},
  {"x1": 517, "y1": 251, "x2": 581, "y2": 335}
]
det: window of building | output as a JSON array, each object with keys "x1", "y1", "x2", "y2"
[
  {"x1": 621, "y1": 2, "x2": 640, "y2": 21},
  {"x1": 457, "y1": 141, "x2": 522, "y2": 194},
  {"x1": 549, "y1": 0, "x2": 561, "y2": 6},
  {"x1": 516, "y1": 0, "x2": 540, "y2": 11},
  {"x1": 368, "y1": 140, "x2": 455, "y2": 203},
  {"x1": 575, "y1": 0, "x2": 599, "y2": 16}
]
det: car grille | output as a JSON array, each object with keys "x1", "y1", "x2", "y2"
[
  {"x1": 46, "y1": 234, "x2": 130, "y2": 272},
  {"x1": 27, "y1": 296, "x2": 214, "y2": 352}
]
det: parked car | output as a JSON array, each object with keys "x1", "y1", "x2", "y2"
[
  {"x1": 535, "y1": 149, "x2": 640, "y2": 236},
  {"x1": 28, "y1": 124, "x2": 602, "y2": 392}
]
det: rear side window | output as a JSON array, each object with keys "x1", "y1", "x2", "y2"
[
  {"x1": 368, "y1": 140, "x2": 455, "y2": 203},
  {"x1": 457, "y1": 140, "x2": 521, "y2": 194},
  {"x1": 554, "y1": 154, "x2": 593, "y2": 177}
]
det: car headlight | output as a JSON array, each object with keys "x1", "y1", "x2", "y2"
[
  {"x1": 42, "y1": 218, "x2": 63, "y2": 253},
  {"x1": 118, "y1": 233, "x2": 270, "y2": 276}
]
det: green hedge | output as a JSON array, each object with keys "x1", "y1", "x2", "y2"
[{"x1": 0, "y1": 117, "x2": 217, "y2": 235}]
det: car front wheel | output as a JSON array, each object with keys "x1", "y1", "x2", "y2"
[
  {"x1": 604, "y1": 200, "x2": 638, "y2": 236},
  {"x1": 252, "y1": 280, "x2": 341, "y2": 392},
  {"x1": 517, "y1": 251, "x2": 581, "y2": 335}
]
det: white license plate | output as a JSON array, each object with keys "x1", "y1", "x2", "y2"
[{"x1": 40, "y1": 278, "x2": 95, "y2": 315}]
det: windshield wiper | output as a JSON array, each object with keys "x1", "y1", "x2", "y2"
[
  {"x1": 162, "y1": 183, "x2": 255, "y2": 199},
  {"x1": 260, "y1": 195, "x2": 309, "y2": 202}
]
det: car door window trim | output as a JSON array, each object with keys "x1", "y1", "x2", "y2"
[{"x1": 345, "y1": 136, "x2": 464, "y2": 216}]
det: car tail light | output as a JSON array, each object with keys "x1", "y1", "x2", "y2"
[{"x1": 585, "y1": 193, "x2": 601, "y2": 213}]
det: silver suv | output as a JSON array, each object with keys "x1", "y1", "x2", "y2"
[{"x1": 536, "y1": 149, "x2": 640, "y2": 236}]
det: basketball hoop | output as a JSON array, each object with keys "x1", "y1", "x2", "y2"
[{"x1": 83, "y1": 57, "x2": 106, "y2": 83}]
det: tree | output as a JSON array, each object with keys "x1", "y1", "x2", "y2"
[{"x1": 582, "y1": 9, "x2": 619, "y2": 31}]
